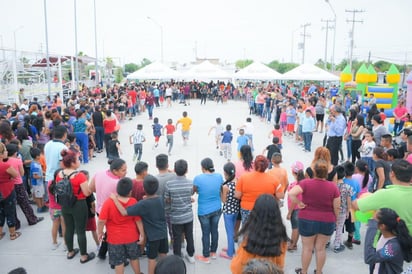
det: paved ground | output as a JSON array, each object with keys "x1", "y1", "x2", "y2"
[{"x1": 0, "y1": 99, "x2": 384, "y2": 273}]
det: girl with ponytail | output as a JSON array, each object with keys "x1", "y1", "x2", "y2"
[
  {"x1": 220, "y1": 162, "x2": 240, "y2": 259},
  {"x1": 365, "y1": 208, "x2": 412, "y2": 273}
]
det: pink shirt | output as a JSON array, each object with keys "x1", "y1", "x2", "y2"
[
  {"x1": 94, "y1": 170, "x2": 122, "y2": 214},
  {"x1": 287, "y1": 181, "x2": 302, "y2": 210},
  {"x1": 7, "y1": 157, "x2": 23, "y2": 185},
  {"x1": 280, "y1": 112, "x2": 287, "y2": 122},
  {"x1": 235, "y1": 160, "x2": 254, "y2": 180},
  {"x1": 394, "y1": 106, "x2": 409, "y2": 122},
  {"x1": 47, "y1": 180, "x2": 61, "y2": 209}
]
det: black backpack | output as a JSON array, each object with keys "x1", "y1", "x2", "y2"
[{"x1": 54, "y1": 170, "x2": 79, "y2": 208}]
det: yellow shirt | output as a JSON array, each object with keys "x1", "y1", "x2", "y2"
[{"x1": 177, "y1": 117, "x2": 192, "y2": 131}]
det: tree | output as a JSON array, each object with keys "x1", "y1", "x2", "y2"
[
  {"x1": 140, "y1": 58, "x2": 151, "y2": 68},
  {"x1": 124, "y1": 63, "x2": 139, "y2": 73},
  {"x1": 115, "y1": 67, "x2": 123, "y2": 83},
  {"x1": 267, "y1": 60, "x2": 299, "y2": 73},
  {"x1": 373, "y1": 60, "x2": 391, "y2": 72},
  {"x1": 235, "y1": 59, "x2": 253, "y2": 69}
]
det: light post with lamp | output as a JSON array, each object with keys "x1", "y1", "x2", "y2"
[
  {"x1": 325, "y1": 0, "x2": 337, "y2": 72},
  {"x1": 147, "y1": 16, "x2": 164, "y2": 63},
  {"x1": 13, "y1": 26, "x2": 23, "y2": 102}
]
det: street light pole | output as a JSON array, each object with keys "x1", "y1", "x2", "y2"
[
  {"x1": 325, "y1": 0, "x2": 337, "y2": 72},
  {"x1": 44, "y1": 0, "x2": 52, "y2": 96},
  {"x1": 74, "y1": 0, "x2": 79, "y2": 90},
  {"x1": 13, "y1": 26, "x2": 23, "y2": 102},
  {"x1": 147, "y1": 17, "x2": 164, "y2": 63},
  {"x1": 93, "y1": 0, "x2": 99, "y2": 86}
]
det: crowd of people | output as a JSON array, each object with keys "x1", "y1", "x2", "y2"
[{"x1": 1, "y1": 80, "x2": 412, "y2": 274}]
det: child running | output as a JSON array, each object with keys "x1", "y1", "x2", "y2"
[
  {"x1": 236, "y1": 129, "x2": 249, "y2": 159},
  {"x1": 208, "y1": 117, "x2": 224, "y2": 154},
  {"x1": 268, "y1": 124, "x2": 283, "y2": 149},
  {"x1": 163, "y1": 119, "x2": 175, "y2": 156},
  {"x1": 221, "y1": 124, "x2": 233, "y2": 162},
  {"x1": 176, "y1": 111, "x2": 192, "y2": 146},
  {"x1": 129, "y1": 124, "x2": 146, "y2": 162},
  {"x1": 152, "y1": 117, "x2": 163, "y2": 149}
]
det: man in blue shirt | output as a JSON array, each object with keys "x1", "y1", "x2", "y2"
[
  {"x1": 326, "y1": 105, "x2": 346, "y2": 166},
  {"x1": 44, "y1": 125, "x2": 67, "y2": 182}
]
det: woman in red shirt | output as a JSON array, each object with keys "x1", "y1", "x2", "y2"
[
  {"x1": 0, "y1": 142, "x2": 19, "y2": 240},
  {"x1": 55, "y1": 149, "x2": 94, "y2": 263},
  {"x1": 103, "y1": 109, "x2": 117, "y2": 158}
]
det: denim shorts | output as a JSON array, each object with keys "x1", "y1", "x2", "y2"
[
  {"x1": 298, "y1": 218, "x2": 335, "y2": 237},
  {"x1": 290, "y1": 209, "x2": 299, "y2": 229}
]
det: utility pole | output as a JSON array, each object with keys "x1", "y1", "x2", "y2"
[
  {"x1": 367, "y1": 51, "x2": 371, "y2": 65},
  {"x1": 301, "y1": 23, "x2": 311, "y2": 64},
  {"x1": 346, "y1": 9, "x2": 364, "y2": 70},
  {"x1": 321, "y1": 19, "x2": 334, "y2": 70}
]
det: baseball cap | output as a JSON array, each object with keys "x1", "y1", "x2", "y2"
[{"x1": 291, "y1": 161, "x2": 304, "y2": 173}]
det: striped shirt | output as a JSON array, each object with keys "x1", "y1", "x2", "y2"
[
  {"x1": 164, "y1": 176, "x2": 194, "y2": 224},
  {"x1": 130, "y1": 130, "x2": 145, "y2": 144}
]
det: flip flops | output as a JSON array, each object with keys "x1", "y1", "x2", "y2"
[
  {"x1": 10, "y1": 232, "x2": 21, "y2": 240},
  {"x1": 80, "y1": 252, "x2": 96, "y2": 264},
  {"x1": 67, "y1": 248, "x2": 80, "y2": 259}
]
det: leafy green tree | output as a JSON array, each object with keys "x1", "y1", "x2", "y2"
[
  {"x1": 373, "y1": 60, "x2": 391, "y2": 72},
  {"x1": 140, "y1": 58, "x2": 151, "y2": 68},
  {"x1": 235, "y1": 59, "x2": 253, "y2": 69},
  {"x1": 115, "y1": 67, "x2": 123, "y2": 83},
  {"x1": 124, "y1": 63, "x2": 139, "y2": 73},
  {"x1": 267, "y1": 61, "x2": 299, "y2": 73}
]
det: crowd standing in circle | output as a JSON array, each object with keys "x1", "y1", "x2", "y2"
[{"x1": 2, "y1": 81, "x2": 412, "y2": 274}]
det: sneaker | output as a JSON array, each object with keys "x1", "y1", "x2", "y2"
[
  {"x1": 219, "y1": 251, "x2": 232, "y2": 260},
  {"x1": 344, "y1": 240, "x2": 353, "y2": 249},
  {"x1": 333, "y1": 244, "x2": 345, "y2": 253},
  {"x1": 52, "y1": 242, "x2": 61, "y2": 250},
  {"x1": 352, "y1": 239, "x2": 361, "y2": 245},
  {"x1": 210, "y1": 252, "x2": 217, "y2": 259},
  {"x1": 195, "y1": 255, "x2": 210, "y2": 264},
  {"x1": 185, "y1": 254, "x2": 195, "y2": 264}
]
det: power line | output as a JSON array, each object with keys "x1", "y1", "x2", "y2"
[{"x1": 346, "y1": 9, "x2": 364, "y2": 70}]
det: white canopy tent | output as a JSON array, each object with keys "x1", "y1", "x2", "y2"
[
  {"x1": 126, "y1": 61, "x2": 181, "y2": 80},
  {"x1": 234, "y1": 62, "x2": 283, "y2": 80},
  {"x1": 182, "y1": 61, "x2": 232, "y2": 81},
  {"x1": 281, "y1": 64, "x2": 339, "y2": 81}
]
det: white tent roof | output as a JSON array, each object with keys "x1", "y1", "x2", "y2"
[
  {"x1": 182, "y1": 61, "x2": 232, "y2": 81},
  {"x1": 126, "y1": 61, "x2": 181, "y2": 80},
  {"x1": 281, "y1": 63, "x2": 339, "y2": 81},
  {"x1": 234, "y1": 62, "x2": 283, "y2": 80}
]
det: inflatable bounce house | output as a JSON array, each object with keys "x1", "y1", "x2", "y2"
[{"x1": 340, "y1": 64, "x2": 400, "y2": 118}]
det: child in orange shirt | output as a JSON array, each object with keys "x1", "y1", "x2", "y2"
[{"x1": 268, "y1": 124, "x2": 283, "y2": 150}]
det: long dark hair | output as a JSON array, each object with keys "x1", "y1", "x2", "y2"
[
  {"x1": 223, "y1": 162, "x2": 235, "y2": 185},
  {"x1": 240, "y1": 145, "x2": 253, "y2": 171},
  {"x1": 355, "y1": 160, "x2": 370, "y2": 189},
  {"x1": 377, "y1": 208, "x2": 412, "y2": 262},
  {"x1": 237, "y1": 194, "x2": 288, "y2": 257}
]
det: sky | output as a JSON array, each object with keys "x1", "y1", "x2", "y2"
[{"x1": 1, "y1": 0, "x2": 411, "y2": 67}]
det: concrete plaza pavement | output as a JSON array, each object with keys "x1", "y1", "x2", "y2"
[{"x1": 1, "y1": 99, "x2": 385, "y2": 273}]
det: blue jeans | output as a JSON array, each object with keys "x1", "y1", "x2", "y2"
[
  {"x1": 346, "y1": 135, "x2": 352, "y2": 161},
  {"x1": 75, "y1": 132, "x2": 89, "y2": 163},
  {"x1": 95, "y1": 126, "x2": 104, "y2": 150},
  {"x1": 303, "y1": 132, "x2": 313, "y2": 151},
  {"x1": 147, "y1": 104, "x2": 154, "y2": 119},
  {"x1": 198, "y1": 209, "x2": 222, "y2": 257},
  {"x1": 393, "y1": 120, "x2": 405, "y2": 136},
  {"x1": 223, "y1": 213, "x2": 237, "y2": 257}
]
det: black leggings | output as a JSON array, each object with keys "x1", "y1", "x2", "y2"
[
  {"x1": 351, "y1": 139, "x2": 362, "y2": 163},
  {"x1": 62, "y1": 199, "x2": 88, "y2": 255}
]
